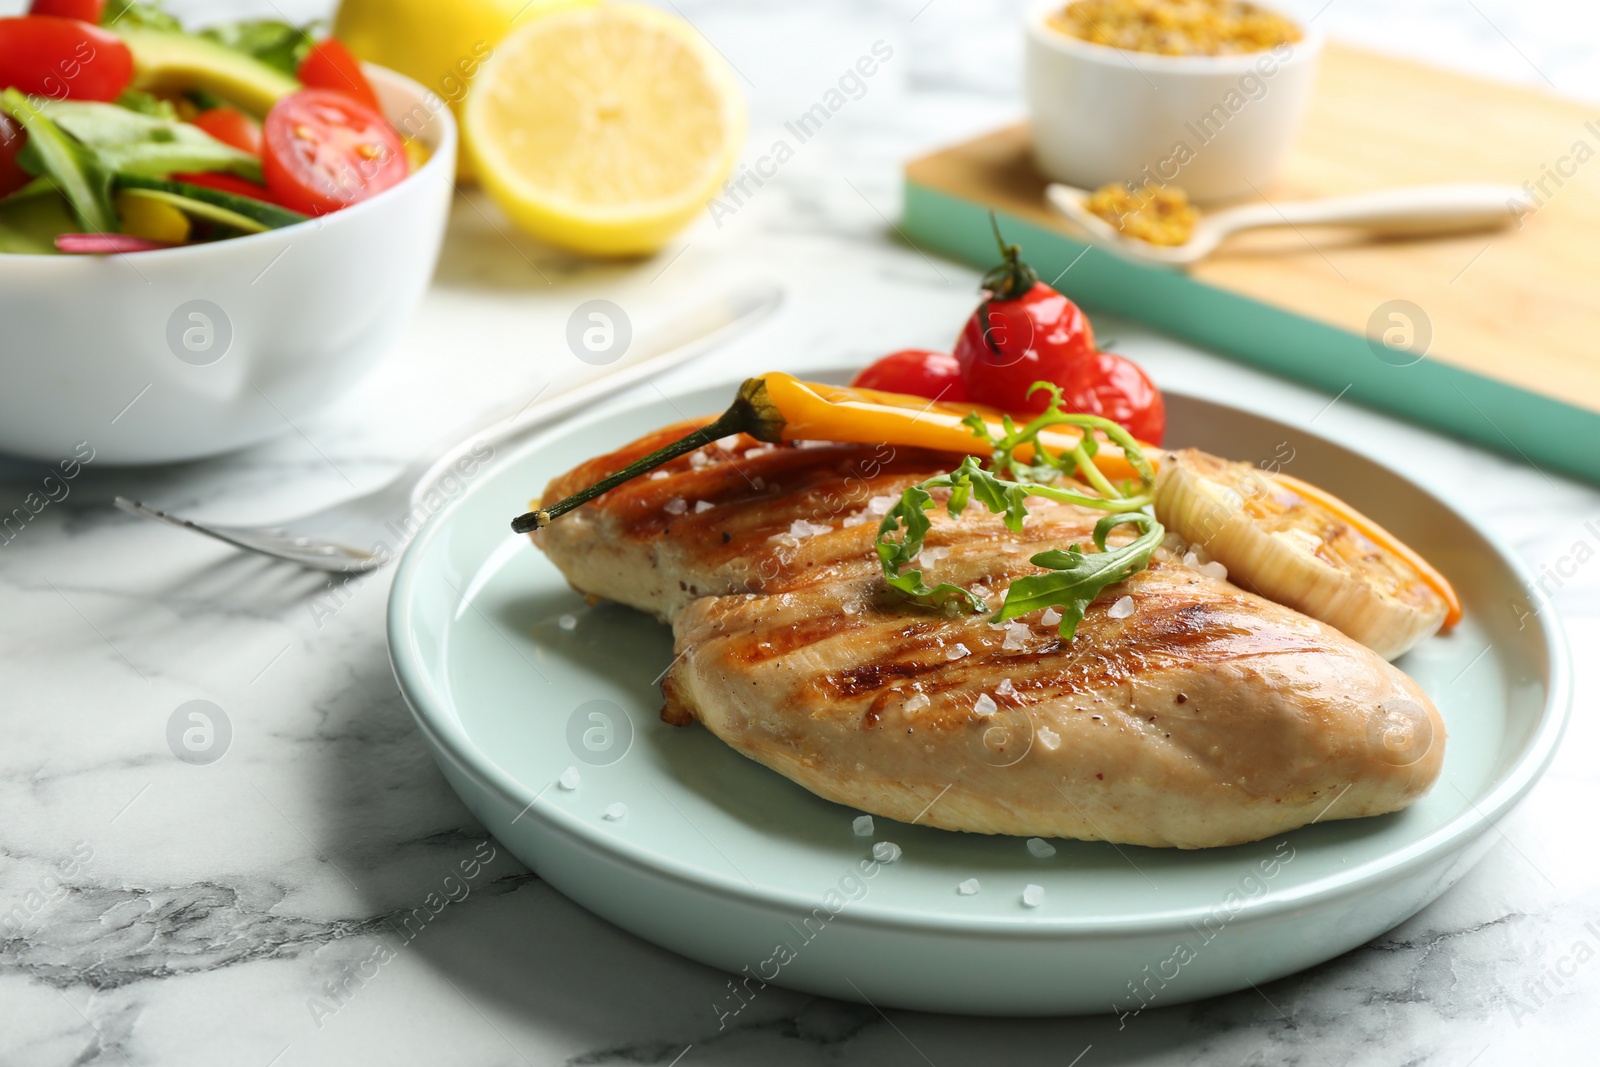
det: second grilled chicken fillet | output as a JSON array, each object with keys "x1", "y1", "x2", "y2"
[{"x1": 532, "y1": 423, "x2": 1446, "y2": 849}]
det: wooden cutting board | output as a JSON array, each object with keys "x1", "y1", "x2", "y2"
[{"x1": 901, "y1": 43, "x2": 1600, "y2": 484}]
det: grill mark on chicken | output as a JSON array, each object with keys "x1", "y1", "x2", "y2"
[{"x1": 532, "y1": 421, "x2": 1447, "y2": 848}]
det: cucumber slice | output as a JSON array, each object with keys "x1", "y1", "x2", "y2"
[{"x1": 117, "y1": 175, "x2": 308, "y2": 231}]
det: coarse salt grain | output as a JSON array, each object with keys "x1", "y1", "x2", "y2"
[
  {"x1": 694, "y1": 500, "x2": 715, "y2": 514},
  {"x1": 744, "y1": 446, "x2": 773, "y2": 460},
  {"x1": 946, "y1": 643, "x2": 971, "y2": 661},
  {"x1": 558, "y1": 767, "x2": 580, "y2": 790},
  {"x1": 1200, "y1": 560, "x2": 1228, "y2": 580},
  {"x1": 974, "y1": 693, "x2": 998, "y2": 717},
  {"x1": 1182, "y1": 551, "x2": 1199, "y2": 568},
  {"x1": 603, "y1": 802, "x2": 627, "y2": 820},
  {"x1": 1037, "y1": 725, "x2": 1061, "y2": 751},
  {"x1": 688, "y1": 450, "x2": 709, "y2": 469},
  {"x1": 1022, "y1": 884, "x2": 1045, "y2": 908},
  {"x1": 557, "y1": 614, "x2": 577, "y2": 631},
  {"x1": 996, "y1": 678, "x2": 1016, "y2": 697},
  {"x1": 904, "y1": 692, "x2": 931, "y2": 712},
  {"x1": 873, "y1": 841, "x2": 902, "y2": 863},
  {"x1": 867, "y1": 495, "x2": 896, "y2": 516},
  {"x1": 1002, "y1": 622, "x2": 1029, "y2": 651},
  {"x1": 957, "y1": 878, "x2": 981, "y2": 896},
  {"x1": 649, "y1": 471, "x2": 670, "y2": 480},
  {"x1": 853, "y1": 815, "x2": 875, "y2": 836},
  {"x1": 1026, "y1": 837, "x2": 1056, "y2": 859},
  {"x1": 1040, "y1": 608, "x2": 1062, "y2": 626},
  {"x1": 919, "y1": 545, "x2": 949, "y2": 564},
  {"x1": 1108, "y1": 595, "x2": 1135, "y2": 619},
  {"x1": 664, "y1": 498, "x2": 688, "y2": 515},
  {"x1": 790, "y1": 519, "x2": 832, "y2": 538},
  {"x1": 843, "y1": 512, "x2": 869, "y2": 527}
]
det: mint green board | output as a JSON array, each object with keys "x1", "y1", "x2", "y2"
[{"x1": 902, "y1": 182, "x2": 1598, "y2": 485}]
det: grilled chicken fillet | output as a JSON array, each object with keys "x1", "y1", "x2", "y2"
[{"x1": 532, "y1": 421, "x2": 1445, "y2": 849}]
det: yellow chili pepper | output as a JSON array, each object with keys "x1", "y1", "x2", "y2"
[
  {"x1": 510, "y1": 373, "x2": 1146, "y2": 533},
  {"x1": 758, "y1": 373, "x2": 1146, "y2": 481}
]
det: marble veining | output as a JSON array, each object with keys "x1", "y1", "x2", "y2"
[{"x1": 2, "y1": 0, "x2": 1598, "y2": 1063}]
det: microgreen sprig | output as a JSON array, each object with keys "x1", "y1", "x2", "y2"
[{"x1": 874, "y1": 383, "x2": 1165, "y2": 639}]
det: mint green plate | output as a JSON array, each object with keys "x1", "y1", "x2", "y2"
[{"x1": 387, "y1": 371, "x2": 1569, "y2": 1016}]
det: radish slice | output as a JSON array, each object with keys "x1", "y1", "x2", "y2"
[{"x1": 55, "y1": 233, "x2": 175, "y2": 254}]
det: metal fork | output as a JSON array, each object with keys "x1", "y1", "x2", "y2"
[{"x1": 115, "y1": 283, "x2": 784, "y2": 572}]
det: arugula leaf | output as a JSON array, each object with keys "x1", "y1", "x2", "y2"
[
  {"x1": 874, "y1": 379, "x2": 1167, "y2": 639},
  {"x1": 0, "y1": 90, "x2": 115, "y2": 233},
  {"x1": 200, "y1": 20, "x2": 317, "y2": 77},
  {"x1": 101, "y1": 0, "x2": 181, "y2": 31},
  {"x1": 992, "y1": 513, "x2": 1164, "y2": 639},
  {"x1": 37, "y1": 100, "x2": 262, "y2": 182},
  {"x1": 876, "y1": 480, "x2": 986, "y2": 612}
]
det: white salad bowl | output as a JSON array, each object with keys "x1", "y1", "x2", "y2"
[
  {"x1": 0, "y1": 65, "x2": 455, "y2": 466},
  {"x1": 1024, "y1": 0, "x2": 1322, "y2": 203}
]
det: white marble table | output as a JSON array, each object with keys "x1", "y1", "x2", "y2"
[{"x1": 3, "y1": 1, "x2": 1597, "y2": 1063}]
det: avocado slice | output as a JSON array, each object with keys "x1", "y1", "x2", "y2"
[{"x1": 117, "y1": 29, "x2": 300, "y2": 116}]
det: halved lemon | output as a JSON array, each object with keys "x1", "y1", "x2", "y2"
[{"x1": 463, "y1": 2, "x2": 745, "y2": 256}]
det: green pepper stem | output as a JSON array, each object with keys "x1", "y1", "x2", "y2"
[{"x1": 510, "y1": 406, "x2": 752, "y2": 534}]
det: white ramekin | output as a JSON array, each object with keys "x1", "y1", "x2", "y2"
[
  {"x1": 0, "y1": 65, "x2": 456, "y2": 465},
  {"x1": 1024, "y1": 0, "x2": 1323, "y2": 203}
]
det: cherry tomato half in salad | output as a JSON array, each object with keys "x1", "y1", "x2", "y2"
[
  {"x1": 261, "y1": 89, "x2": 407, "y2": 217},
  {"x1": 0, "y1": 16, "x2": 133, "y2": 102},
  {"x1": 297, "y1": 39, "x2": 382, "y2": 114},
  {"x1": 1061, "y1": 350, "x2": 1166, "y2": 445},
  {"x1": 0, "y1": 113, "x2": 29, "y2": 198},
  {"x1": 191, "y1": 107, "x2": 262, "y2": 156},
  {"x1": 26, "y1": 0, "x2": 105, "y2": 22},
  {"x1": 851, "y1": 349, "x2": 966, "y2": 403}
]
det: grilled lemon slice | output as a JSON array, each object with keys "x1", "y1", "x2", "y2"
[{"x1": 1154, "y1": 449, "x2": 1450, "y2": 659}]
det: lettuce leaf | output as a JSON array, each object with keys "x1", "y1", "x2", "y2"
[
  {"x1": 0, "y1": 90, "x2": 115, "y2": 233},
  {"x1": 37, "y1": 100, "x2": 262, "y2": 182}
]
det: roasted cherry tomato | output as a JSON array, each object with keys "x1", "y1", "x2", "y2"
[
  {"x1": 0, "y1": 16, "x2": 133, "y2": 102},
  {"x1": 172, "y1": 171, "x2": 279, "y2": 203},
  {"x1": 851, "y1": 349, "x2": 966, "y2": 402},
  {"x1": 296, "y1": 38, "x2": 382, "y2": 114},
  {"x1": 1062, "y1": 350, "x2": 1166, "y2": 444},
  {"x1": 26, "y1": 0, "x2": 105, "y2": 22},
  {"x1": 261, "y1": 89, "x2": 406, "y2": 216},
  {"x1": 191, "y1": 107, "x2": 261, "y2": 156},
  {"x1": 953, "y1": 225, "x2": 1095, "y2": 414},
  {"x1": 0, "y1": 112, "x2": 28, "y2": 198}
]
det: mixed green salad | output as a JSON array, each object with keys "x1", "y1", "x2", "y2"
[{"x1": 0, "y1": 0, "x2": 421, "y2": 254}]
